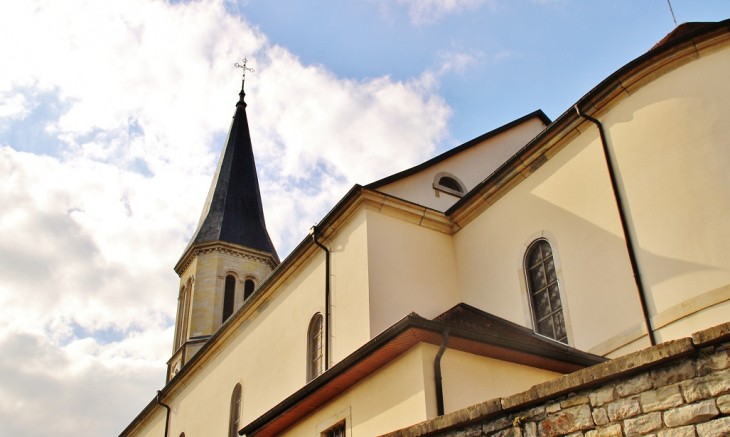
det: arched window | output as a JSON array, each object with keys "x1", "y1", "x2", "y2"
[
  {"x1": 228, "y1": 383, "x2": 242, "y2": 437},
  {"x1": 175, "y1": 278, "x2": 193, "y2": 350},
  {"x1": 439, "y1": 176, "x2": 462, "y2": 192},
  {"x1": 307, "y1": 313, "x2": 324, "y2": 382},
  {"x1": 222, "y1": 275, "x2": 236, "y2": 323},
  {"x1": 244, "y1": 279, "x2": 255, "y2": 301},
  {"x1": 174, "y1": 286, "x2": 186, "y2": 349},
  {"x1": 525, "y1": 239, "x2": 567, "y2": 344},
  {"x1": 432, "y1": 172, "x2": 466, "y2": 197}
]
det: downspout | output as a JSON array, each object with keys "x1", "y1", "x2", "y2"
[
  {"x1": 434, "y1": 331, "x2": 449, "y2": 416},
  {"x1": 156, "y1": 390, "x2": 171, "y2": 437},
  {"x1": 310, "y1": 226, "x2": 331, "y2": 370},
  {"x1": 574, "y1": 105, "x2": 657, "y2": 346}
]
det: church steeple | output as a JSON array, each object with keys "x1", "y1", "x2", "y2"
[
  {"x1": 168, "y1": 72, "x2": 279, "y2": 381},
  {"x1": 185, "y1": 87, "x2": 278, "y2": 257}
]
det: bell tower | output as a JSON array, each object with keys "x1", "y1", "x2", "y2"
[{"x1": 167, "y1": 73, "x2": 278, "y2": 381}]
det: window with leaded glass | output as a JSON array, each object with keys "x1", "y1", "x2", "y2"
[
  {"x1": 228, "y1": 383, "x2": 242, "y2": 437},
  {"x1": 324, "y1": 421, "x2": 346, "y2": 437},
  {"x1": 223, "y1": 275, "x2": 236, "y2": 323},
  {"x1": 525, "y1": 239, "x2": 568, "y2": 344},
  {"x1": 308, "y1": 313, "x2": 324, "y2": 382}
]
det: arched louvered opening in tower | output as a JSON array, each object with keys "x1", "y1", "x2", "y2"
[{"x1": 223, "y1": 275, "x2": 236, "y2": 323}]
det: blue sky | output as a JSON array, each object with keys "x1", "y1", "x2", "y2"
[
  {"x1": 0, "y1": 1, "x2": 728, "y2": 436},
  {"x1": 240, "y1": 0, "x2": 729, "y2": 143}
]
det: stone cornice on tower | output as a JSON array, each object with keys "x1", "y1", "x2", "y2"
[{"x1": 174, "y1": 240, "x2": 279, "y2": 276}]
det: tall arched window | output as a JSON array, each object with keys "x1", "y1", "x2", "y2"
[
  {"x1": 525, "y1": 239, "x2": 568, "y2": 344},
  {"x1": 174, "y1": 286, "x2": 186, "y2": 349},
  {"x1": 228, "y1": 383, "x2": 242, "y2": 437},
  {"x1": 176, "y1": 278, "x2": 193, "y2": 350},
  {"x1": 307, "y1": 313, "x2": 324, "y2": 382},
  {"x1": 223, "y1": 275, "x2": 236, "y2": 323},
  {"x1": 244, "y1": 279, "x2": 255, "y2": 301}
]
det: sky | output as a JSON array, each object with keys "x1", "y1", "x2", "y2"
[{"x1": 0, "y1": 1, "x2": 728, "y2": 436}]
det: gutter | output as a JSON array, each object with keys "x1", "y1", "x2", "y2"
[
  {"x1": 310, "y1": 225, "x2": 331, "y2": 371},
  {"x1": 434, "y1": 331, "x2": 449, "y2": 416},
  {"x1": 574, "y1": 105, "x2": 656, "y2": 346},
  {"x1": 156, "y1": 391, "x2": 171, "y2": 437}
]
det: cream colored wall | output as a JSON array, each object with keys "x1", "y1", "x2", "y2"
[
  {"x1": 156, "y1": 210, "x2": 371, "y2": 437},
  {"x1": 282, "y1": 344, "x2": 431, "y2": 437},
  {"x1": 129, "y1": 409, "x2": 166, "y2": 437},
  {"x1": 366, "y1": 210, "x2": 461, "y2": 336},
  {"x1": 599, "y1": 47, "x2": 730, "y2": 343},
  {"x1": 453, "y1": 126, "x2": 647, "y2": 354},
  {"x1": 329, "y1": 209, "x2": 372, "y2": 361},
  {"x1": 419, "y1": 344, "x2": 561, "y2": 415},
  {"x1": 378, "y1": 118, "x2": 547, "y2": 211},
  {"x1": 283, "y1": 343, "x2": 563, "y2": 437}
]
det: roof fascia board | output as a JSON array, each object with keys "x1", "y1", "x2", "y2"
[
  {"x1": 446, "y1": 20, "x2": 730, "y2": 229},
  {"x1": 365, "y1": 110, "x2": 551, "y2": 190}
]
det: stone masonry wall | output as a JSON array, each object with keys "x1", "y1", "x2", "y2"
[{"x1": 382, "y1": 323, "x2": 730, "y2": 437}]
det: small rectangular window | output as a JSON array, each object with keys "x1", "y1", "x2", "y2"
[{"x1": 324, "y1": 421, "x2": 346, "y2": 437}]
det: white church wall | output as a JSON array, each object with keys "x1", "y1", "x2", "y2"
[
  {"x1": 377, "y1": 117, "x2": 547, "y2": 212},
  {"x1": 327, "y1": 208, "x2": 373, "y2": 362},
  {"x1": 452, "y1": 123, "x2": 647, "y2": 355},
  {"x1": 599, "y1": 44, "x2": 730, "y2": 343},
  {"x1": 128, "y1": 408, "x2": 166, "y2": 437},
  {"x1": 156, "y1": 210, "x2": 373, "y2": 437},
  {"x1": 166, "y1": 253, "x2": 328, "y2": 437},
  {"x1": 365, "y1": 210, "x2": 461, "y2": 337},
  {"x1": 282, "y1": 343, "x2": 431, "y2": 437},
  {"x1": 435, "y1": 345, "x2": 561, "y2": 415}
]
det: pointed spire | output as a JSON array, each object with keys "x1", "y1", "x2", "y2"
[{"x1": 184, "y1": 78, "x2": 278, "y2": 259}]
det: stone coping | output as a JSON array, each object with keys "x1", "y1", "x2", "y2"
[{"x1": 380, "y1": 322, "x2": 730, "y2": 437}]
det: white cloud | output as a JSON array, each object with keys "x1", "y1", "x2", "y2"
[
  {"x1": 437, "y1": 50, "x2": 484, "y2": 75},
  {"x1": 0, "y1": 1, "x2": 451, "y2": 436},
  {"x1": 380, "y1": 0, "x2": 493, "y2": 24}
]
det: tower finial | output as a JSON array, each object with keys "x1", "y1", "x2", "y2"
[{"x1": 234, "y1": 57, "x2": 255, "y2": 106}]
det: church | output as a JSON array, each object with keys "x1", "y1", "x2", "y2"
[{"x1": 121, "y1": 20, "x2": 730, "y2": 437}]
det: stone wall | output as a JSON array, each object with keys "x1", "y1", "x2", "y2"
[{"x1": 382, "y1": 323, "x2": 730, "y2": 437}]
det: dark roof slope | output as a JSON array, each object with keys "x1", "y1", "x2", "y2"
[
  {"x1": 185, "y1": 91, "x2": 277, "y2": 257},
  {"x1": 365, "y1": 110, "x2": 551, "y2": 190},
  {"x1": 433, "y1": 303, "x2": 600, "y2": 363}
]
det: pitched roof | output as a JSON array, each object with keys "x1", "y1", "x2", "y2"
[
  {"x1": 239, "y1": 304, "x2": 604, "y2": 437},
  {"x1": 185, "y1": 90, "x2": 277, "y2": 257}
]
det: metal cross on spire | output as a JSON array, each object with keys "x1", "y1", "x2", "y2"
[{"x1": 234, "y1": 57, "x2": 254, "y2": 90}]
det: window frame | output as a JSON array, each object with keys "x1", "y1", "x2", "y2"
[
  {"x1": 432, "y1": 171, "x2": 467, "y2": 197},
  {"x1": 522, "y1": 237, "x2": 570, "y2": 345},
  {"x1": 520, "y1": 235, "x2": 572, "y2": 345},
  {"x1": 307, "y1": 313, "x2": 325, "y2": 382},
  {"x1": 228, "y1": 383, "x2": 242, "y2": 437}
]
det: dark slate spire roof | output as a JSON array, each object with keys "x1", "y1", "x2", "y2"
[{"x1": 185, "y1": 89, "x2": 278, "y2": 258}]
